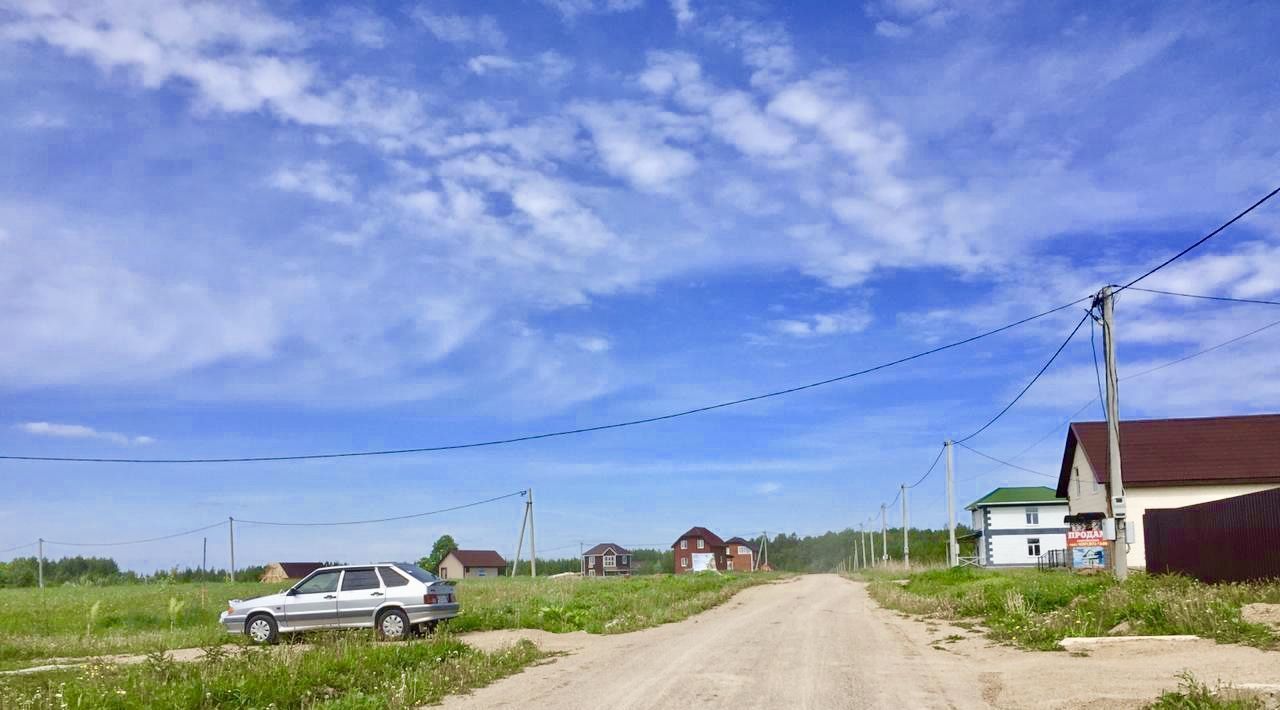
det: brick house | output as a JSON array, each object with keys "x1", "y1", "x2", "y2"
[
  {"x1": 723, "y1": 537, "x2": 758, "y2": 571},
  {"x1": 581, "y1": 543, "x2": 631, "y2": 576},
  {"x1": 672, "y1": 526, "x2": 727, "y2": 574}
]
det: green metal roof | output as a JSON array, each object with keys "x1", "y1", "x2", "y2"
[{"x1": 965, "y1": 486, "x2": 1065, "y2": 510}]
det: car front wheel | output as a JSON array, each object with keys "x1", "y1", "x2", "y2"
[
  {"x1": 245, "y1": 614, "x2": 279, "y2": 645},
  {"x1": 377, "y1": 609, "x2": 410, "y2": 641}
]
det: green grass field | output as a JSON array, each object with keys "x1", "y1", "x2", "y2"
[
  {"x1": 862, "y1": 567, "x2": 1280, "y2": 651},
  {"x1": 0, "y1": 573, "x2": 778, "y2": 671}
]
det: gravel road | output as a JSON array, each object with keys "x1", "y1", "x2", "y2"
[{"x1": 442, "y1": 574, "x2": 1280, "y2": 710}]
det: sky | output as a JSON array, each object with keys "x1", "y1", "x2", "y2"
[{"x1": 2, "y1": 0, "x2": 1279, "y2": 573}]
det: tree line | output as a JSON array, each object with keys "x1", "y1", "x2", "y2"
[{"x1": 0, "y1": 556, "x2": 268, "y2": 587}]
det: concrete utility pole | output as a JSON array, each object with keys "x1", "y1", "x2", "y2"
[
  {"x1": 228, "y1": 517, "x2": 236, "y2": 583},
  {"x1": 880, "y1": 504, "x2": 888, "y2": 565},
  {"x1": 528, "y1": 487, "x2": 537, "y2": 577},
  {"x1": 859, "y1": 524, "x2": 867, "y2": 569},
  {"x1": 945, "y1": 440, "x2": 958, "y2": 567},
  {"x1": 901, "y1": 484, "x2": 910, "y2": 568},
  {"x1": 579, "y1": 541, "x2": 584, "y2": 576},
  {"x1": 37, "y1": 538, "x2": 44, "y2": 589},
  {"x1": 202, "y1": 537, "x2": 207, "y2": 578},
  {"x1": 512, "y1": 496, "x2": 529, "y2": 575},
  {"x1": 1098, "y1": 286, "x2": 1129, "y2": 580}
]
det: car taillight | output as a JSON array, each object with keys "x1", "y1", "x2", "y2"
[{"x1": 424, "y1": 593, "x2": 453, "y2": 604}]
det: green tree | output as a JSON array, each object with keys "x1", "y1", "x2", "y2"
[{"x1": 419, "y1": 535, "x2": 458, "y2": 573}]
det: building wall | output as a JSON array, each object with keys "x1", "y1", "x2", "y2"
[
  {"x1": 726, "y1": 545, "x2": 754, "y2": 571},
  {"x1": 438, "y1": 555, "x2": 463, "y2": 580},
  {"x1": 583, "y1": 551, "x2": 630, "y2": 576},
  {"x1": 1128, "y1": 484, "x2": 1280, "y2": 567},
  {"x1": 672, "y1": 536, "x2": 726, "y2": 574},
  {"x1": 989, "y1": 532, "x2": 1067, "y2": 565},
  {"x1": 987, "y1": 504, "x2": 1068, "y2": 530},
  {"x1": 1066, "y1": 445, "x2": 1108, "y2": 515},
  {"x1": 980, "y1": 503, "x2": 1069, "y2": 566}
]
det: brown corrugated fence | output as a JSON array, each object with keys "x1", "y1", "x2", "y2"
[{"x1": 1143, "y1": 487, "x2": 1280, "y2": 583}]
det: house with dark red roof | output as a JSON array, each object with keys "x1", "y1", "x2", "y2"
[
  {"x1": 1056, "y1": 413, "x2": 1280, "y2": 568},
  {"x1": 438, "y1": 549, "x2": 507, "y2": 579},
  {"x1": 723, "y1": 537, "x2": 759, "y2": 571},
  {"x1": 672, "y1": 526, "x2": 728, "y2": 574},
  {"x1": 581, "y1": 543, "x2": 631, "y2": 576}
]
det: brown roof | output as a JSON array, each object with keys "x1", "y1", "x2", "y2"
[
  {"x1": 672, "y1": 526, "x2": 725, "y2": 548},
  {"x1": 448, "y1": 549, "x2": 507, "y2": 567},
  {"x1": 1056, "y1": 414, "x2": 1280, "y2": 496},
  {"x1": 275, "y1": 562, "x2": 325, "y2": 578},
  {"x1": 724, "y1": 537, "x2": 758, "y2": 553},
  {"x1": 583, "y1": 543, "x2": 630, "y2": 556}
]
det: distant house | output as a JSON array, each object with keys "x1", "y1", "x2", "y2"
[
  {"x1": 1057, "y1": 413, "x2": 1280, "y2": 569},
  {"x1": 582, "y1": 543, "x2": 631, "y2": 576},
  {"x1": 672, "y1": 526, "x2": 727, "y2": 574},
  {"x1": 965, "y1": 487, "x2": 1068, "y2": 567},
  {"x1": 438, "y1": 550, "x2": 507, "y2": 579},
  {"x1": 260, "y1": 562, "x2": 325, "y2": 583},
  {"x1": 724, "y1": 537, "x2": 758, "y2": 572}
]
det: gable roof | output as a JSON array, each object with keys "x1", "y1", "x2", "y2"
[
  {"x1": 583, "y1": 543, "x2": 630, "y2": 556},
  {"x1": 447, "y1": 549, "x2": 507, "y2": 567},
  {"x1": 672, "y1": 526, "x2": 724, "y2": 548},
  {"x1": 274, "y1": 562, "x2": 325, "y2": 578},
  {"x1": 966, "y1": 486, "x2": 1065, "y2": 510},
  {"x1": 1056, "y1": 414, "x2": 1280, "y2": 496},
  {"x1": 724, "y1": 537, "x2": 758, "y2": 553}
]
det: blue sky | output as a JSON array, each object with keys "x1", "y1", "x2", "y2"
[{"x1": 2, "y1": 0, "x2": 1280, "y2": 572}]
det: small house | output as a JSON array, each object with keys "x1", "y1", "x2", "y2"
[
  {"x1": 724, "y1": 537, "x2": 758, "y2": 571},
  {"x1": 260, "y1": 562, "x2": 325, "y2": 583},
  {"x1": 582, "y1": 543, "x2": 631, "y2": 576},
  {"x1": 438, "y1": 549, "x2": 507, "y2": 579},
  {"x1": 672, "y1": 526, "x2": 727, "y2": 574},
  {"x1": 965, "y1": 487, "x2": 1068, "y2": 567}
]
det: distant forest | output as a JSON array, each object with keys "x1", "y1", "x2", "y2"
[{"x1": 0, "y1": 527, "x2": 971, "y2": 587}]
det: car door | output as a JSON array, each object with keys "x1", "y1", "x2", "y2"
[
  {"x1": 283, "y1": 569, "x2": 342, "y2": 629},
  {"x1": 335, "y1": 567, "x2": 384, "y2": 627}
]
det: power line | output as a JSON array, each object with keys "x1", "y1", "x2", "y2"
[
  {"x1": 1119, "y1": 185, "x2": 1280, "y2": 291},
  {"x1": 1126, "y1": 286, "x2": 1280, "y2": 308},
  {"x1": 43, "y1": 520, "x2": 228, "y2": 548},
  {"x1": 906, "y1": 445, "x2": 946, "y2": 489},
  {"x1": 955, "y1": 441, "x2": 1055, "y2": 478},
  {"x1": 0, "y1": 297, "x2": 1091, "y2": 464},
  {"x1": 954, "y1": 310, "x2": 1092, "y2": 444},
  {"x1": 1089, "y1": 316, "x2": 1107, "y2": 420},
  {"x1": 237, "y1": 490, "x2": 526, "y2": 527},
  {"x1": 0, "y1": 541, "x2": 38, "y2": 555}
]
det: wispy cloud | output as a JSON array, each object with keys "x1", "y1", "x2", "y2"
[
  {"x1": 412, "y1": 9, "x2": 506, "y2": 48},
  {"x1": 18, "y1": 422, "x2": 154, "y2": 446}
]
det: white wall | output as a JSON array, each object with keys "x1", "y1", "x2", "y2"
[
  {"x1": 989, "y1": 532, "x2": 1067, "y2": 566},
  {"x1": 1066, "y1": 444, "x2": 1108, "y2": 515},
  {"x1": 1127, "y1": 484, "x2": 1280, "y2": 567},
  {"x1": 987, "y1": 504, "x2": 1068, "y2": 530}
]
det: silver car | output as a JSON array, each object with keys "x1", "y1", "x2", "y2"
[{"x1": 219, "y1": 563, "x2": 459, "y2": 644}]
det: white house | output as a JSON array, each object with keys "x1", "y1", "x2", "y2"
[
  {"x1": 965, "y1": 486, "x2": 1068, "y2": 566},
  {"x1": 1056, "y1": 413, "x2": 1280, "y2": 569}
]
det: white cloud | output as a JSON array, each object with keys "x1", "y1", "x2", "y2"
[
  {"x1": 571, "y1": 102, "x2": 699, "y2": 192},
  {"x1": 769, "y1": 307, "x2": 873, "y2": 338},
  {"x1": 268, "y1": 161, "x2": 355, "y2": 204},
  {"x1": 467, "y1": 55, "x2": 520, "y2": 75},
  {"x1": 875, "y1": 20, "x2": 911, "y2": 38},
  {"x1": 467, "y1": 52, "x2": 574, "y2": 82},
  {"x1": 669, "y1": 0, "x2": 695, "y2": 28},
  {"x1": 18, "y1": 422, "x2": 154, "y2": 446},
  {"x1": 754, "y1": 481, "x2": 782, "y2": 495},
  {"x1": 412, "y1": 9, "x2": 506, "y2": 48},
  {"x1": 541, "y1": 0, "x2": 645, "y2": 20}
]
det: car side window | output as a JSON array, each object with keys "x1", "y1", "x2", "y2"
[
  {"x1": 377, "y1": 567, "x2": 410, "y2": 587},
  {"x1": 294, "y1": 570, "x2": 340, "y2": 595},
  {"x1": 341, "y1": 568, "x2": 381, "y2": 591}
]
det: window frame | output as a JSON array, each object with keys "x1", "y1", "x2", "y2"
[
  {"x1": 603, "y1": 554, "x2": 615, "y2": 568},
  {"x1": 696, "y1": 538, "x2": 705, "y2": 550},
  {"x1": 1027, "y1": 537, "x2": 1041, "y2": 557},
  {"x1": 340, "y1": 567, "x2": 382, "y2": 592},
  {"x1": 1025, "y1": 507, "x2": 1040, "y2": 525},
  {"x1": 377, "y1": 566, "x2": 410, "y2": 587},
  {"x1": 293, "y1": 569, "x2": 341, "y2": 595},
  {"x1": 680, "y1": 557, "x2": 689, "y2": 568},
  {"x1": 680, "y1": 539, "x2": 687, "y2": 550}
]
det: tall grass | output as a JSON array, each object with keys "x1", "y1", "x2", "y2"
[{"x1": 865, "y1": 567, "x2": 1280, "y2": 651}]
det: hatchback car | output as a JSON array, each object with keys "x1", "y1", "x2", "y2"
[{"x1": 220, "y1": 562, "x2": 459, "y2": 644}]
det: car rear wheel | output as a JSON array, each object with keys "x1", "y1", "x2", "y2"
[
  {"x1": 376, "y1": 609, "x2": 410, "y2": 641},
  {"x1": 245, "y1": 614, "x2": 278, "y2": 645}
]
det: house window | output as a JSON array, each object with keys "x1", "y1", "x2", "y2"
[
  {"x1": 1027, "y1": 538, "x2": 1041, "y2": 556},
  {"x1": 621, "y1": 555, "x2": 629, "y2": 565},
  {"x1": 680, "y1": 539, "x2": 688, "y2": 550},
  {"x1": 696, "y1": 539, "x2": 705, "y2": 550},
  {"x1": 604, "y1": 555, "x2": 615, "y2": 568},
  {"x1": 739, "y1": 545, "x2": 749, "y2": 555},
  {"x1": 681, "y1": 557, "x2": 689, "y2": 568},
  {"x1": 1026, "y1": 507, "x2": 1039, "y2": 525}
]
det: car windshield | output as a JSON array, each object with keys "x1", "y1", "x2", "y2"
[{"x1": 396, "y1": 563, "x2": 438, "y2": 582}]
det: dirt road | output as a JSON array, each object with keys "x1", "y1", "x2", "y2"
[{"x1": 443, "y1": 574, "x2": 1279, "y2": 710}]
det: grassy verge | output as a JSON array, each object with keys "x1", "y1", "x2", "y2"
[
  {"x1": 0, "y1": 574, "x2": 779, "y2": 669},
  {"x1": 863, "y1": 567, "x2": 1280, "y2": 651},
  {"x1": 1148, "y1": 673, "x2": 1265, "y2": 709},
  {"x1": 0, "y1": 633, "x2": 542, "y2": 709}
]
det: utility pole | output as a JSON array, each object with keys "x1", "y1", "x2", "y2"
[
  {"x1": 512, "y1": 496, "x2": 530, "y2": 575},
  {"x1": 579, "y1": 541, "x2": 584, "y2": 576},
  {"x1": 880, "y1": 504, "x2": 888, "y2": 565},
  {"x1": 202, "y1": 537, "x2": 207, "y2": 579},
  {"x1": 901, "y1": 484, "x2": 910, "y2": 569},
  {"x1": 859, "y1": 524, "x2": 867, "y2": 569},
  {"x1": 228, "y1": 517, "x2": 236, "y2": 583},
  {"x1": 945, "y1": 440, "x2": 957, "y2": 567},
  {"x1": 1098, "y1": 286, "x2": 1129, "y2": 580},
  {"x1": 528, "y1": 487, "x2": 537, "y2": 577},
  {"x1": 37, "y1": 538, "x2": 44, "y2": 589}
]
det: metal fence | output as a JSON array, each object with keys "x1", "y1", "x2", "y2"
[
  {"x1": 1036, "y1": 548, "x2": 1068, "y2": 571},
  {"x1": 1144, "y1": 486, "x2": 1280, "y2": 583}
]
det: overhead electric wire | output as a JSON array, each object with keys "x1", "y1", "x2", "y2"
[
  {"x1": 1089, "y1": 316, "x2": 1108, "y2": 419},
  {"x1": 953, "y1": 310, "x2": 1092, "y2": 445},
  {"x1": 955, "y1": 441, "x2": 1055, "y2": 479},
  {"x1": 1126, "y1": 286, "x2": 1280, "y2": 308},
  {"x1": 906, "y1": 445, "x2": 946, "y2": 489},
  {"x1": 0, "y1": 541, "x2": 38, "y2": 555},
  {"x1": 1118, "y1": 185, "x2": 1280, "y2": 291},
  {"x1": 236, "y1": 490, "x2": 526, "y2": 527},
  {"x1": 43, "y1": 520, "x2": 228, "y2": 548},
  {"x1": 0, "y1": 297, "x2": 1092, "y2": 464}
]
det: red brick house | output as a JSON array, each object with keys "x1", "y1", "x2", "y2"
[
  {"x1": 724, "y1": 537, "x2": 759, "y2": 571},
  {"x1": 582, "y1": 543, "x2": 631, "y2": 576},
  {"x1": 672, "y1": 526, "x2": 727, "y2": 574}
]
